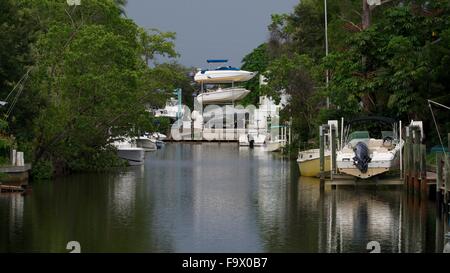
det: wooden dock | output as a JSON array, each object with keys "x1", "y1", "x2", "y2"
[{"x1": 0, "y1": 183, "x2": 26, "y2": 193}]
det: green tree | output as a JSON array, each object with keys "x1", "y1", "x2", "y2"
[
  {"x1": 240, "y1": 43, "x2": 270, "y2": 106},
  {"x1": 1, "y1": 0, "x2": 183, "y2": 176}
]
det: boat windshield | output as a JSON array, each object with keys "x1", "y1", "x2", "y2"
[
  {"x1": 348, "y1": 131, "x2": 370, "y2": 141},
  {"x1": 215, "y1": 66, "x2": 239, "y2": 71}
]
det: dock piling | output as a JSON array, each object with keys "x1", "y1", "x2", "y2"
[{"x1": 319, "y1": 125, "x2": 325, "y2": 189}]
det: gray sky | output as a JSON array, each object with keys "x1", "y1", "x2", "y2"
[{"x1": 125, "y1": 0, "x2": 299, "y2": 68}]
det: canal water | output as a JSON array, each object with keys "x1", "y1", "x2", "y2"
[{"x1": 0, "y1": 143, "x2": 448, "y2": 253}]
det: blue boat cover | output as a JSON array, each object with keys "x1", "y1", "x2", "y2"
[{"x1": 207, "y1": 59, "x2": 228, "y2": 63}]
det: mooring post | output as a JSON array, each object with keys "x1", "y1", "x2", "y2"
[
  {"x1": 437, "y1": 153, "x2": 443, "y2": 209},
  {"x1": 330, "y1": 125, "x2": 336, "y2": 181},
  {"x1": 447, "y1": 133, "x2": 450, "y2": 210},
  {"x1": 412, "y1": 127, "x2": 418, "y2": 195},
  {"x1": 445, "y1": 154, "x2": 450, "y2": 210},
  {"x1": 420, "y1": 144, "x2": 427, "y2": 199},
  {"x1": 405, "y1": 127, "x2": 412, "y2": 191},
  {"x1": 319, "y1": 125, "x2": 325, "y2": 188},
  {"x1": 399, "y1": 120, "x2": 403, "y2": 180}
]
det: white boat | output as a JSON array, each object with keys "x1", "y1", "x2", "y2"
[
  {"x1": 136, "y1": 136, "x2": 157, "y2": 151},
  {"x1": 151, "y1": 132, "x2": 167, "y2": 141},
  {"x1": 239, "y1": 129, "x2": 266, "y2": 147},
  {"x1": 336, "y1": 117, "x2": 404, "y2": 179},
  {"x1": 112, "y1": 138, "x2": 145, "y2": 166},
  {"x1": 194, "y1": 66, "x2": 256, "y2": 83},
  {"x1": 153, "y1": 98, "x2": 183, "y2": 119},
  {"x1": 266, "y1": 139, "x2": 286, "y2": 152},
  {"x1": 196, "y1": 87, "x2": 250, "y2": 104}
]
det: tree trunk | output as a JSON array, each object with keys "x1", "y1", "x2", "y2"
[
  {"x1": 361, "y1": 0, "x2": 373, "y2": 113},
  {"x1": 362, "y1": 0, "x2": 371, "y2": 30}
]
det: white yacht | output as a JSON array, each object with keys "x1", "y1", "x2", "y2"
[{"x1": 336, "y1": 117, "x2": 404, "y2": 179}]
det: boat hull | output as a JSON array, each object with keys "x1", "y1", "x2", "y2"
[
  {"x1": 266, "y1": 141, "x2": 285, "y2": 152},
  {"x1": 297, "y1": 156, "x2": 331, "y2": 177},
  {"x1": 117, "y1": 148, "x2": 145, "y2": 166},
  {"x1": 197, "y1": 88, "x2": 250, "y2": 104},
  {"x1": 194, "y1": 70, "x2": 256, "y2": 83},
  {"x1": 239, "y1": 133, "x2": 266, "y2": 146},
  {"x1": 337, "y1": 153, "x2": 400, "y2": 179},
  {"x1": 136, "y1": 138, "x2": 157, "y2": 151}
]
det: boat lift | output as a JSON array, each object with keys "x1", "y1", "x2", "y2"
[{"x1": 319, "y1": 118, "x2": 405, "y2": 188}]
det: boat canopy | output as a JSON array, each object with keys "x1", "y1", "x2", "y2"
[
  {"x1": 207, "y1": 59, "x2": 228, "y2": 63},
  {"x1": 346, "y1": 116, "x2": 397, "y2": 125},
  {"x1": 215, "y1": 66, "x2": 239, "y2": 71},
  {"x1": 200, "y1": 66, "x2": 240, "y2": 74}
]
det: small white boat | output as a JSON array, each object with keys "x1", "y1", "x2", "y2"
[
  {"x1": 239, "y1": 130, "x2": 266, "y2": 147},
  {"x1": 336, "y1": 117, "x2": 404, "y2": 179},
  {"x1": 136, "y1": 136, "x2": 157, "y2": 151},
  {"x1": 196, "y1": 87, "x2": 250, "y2": 104},
  {"x1": 153, "y1": 98, "x2": 183, "y2": 119},
  {"x1": 266, "y1": 139, "x2": 286, "y2": 152},
  {"x1": 194, "y1": 66, "x2": 256, "y2": 83},
  {"x1": 151, "y1": 132, "x2": 167, "y2": 141},
  {"x1": 112, "y1": 138, "x2": 145, "y2": 166}
]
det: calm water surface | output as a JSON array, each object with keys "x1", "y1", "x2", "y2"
[{"x1": 0, "y1": 143, "x2": 448, "y2": 253}]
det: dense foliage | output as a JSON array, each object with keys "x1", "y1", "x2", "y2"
[
  {"x1": 241, "y1": 0, "x2": 450, "y2": 151},
  {"x1": 0, "y1": 0, "x2": 190, "y2": 177}
]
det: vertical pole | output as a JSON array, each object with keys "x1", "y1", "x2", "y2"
[
  {"x1": 409, "y1": 127, "x2": 414, "y2": 191},
  {"x1": 340, "y1": 117, "x2": 344, "y2": 151},
  {"x1": 362, "y1": 0, "x2": 371, "y2": 30},
  {"x1": 177, "y1": 88, "x2": 182, "y2": 120},
  {"x1": 420, "y1": 144, "x2": 427, "y2": 199},
  {"x1": 405, "y1": 127, "x2": 411, "y2": 190},
  {"x1": 289, "y1": 118, "x2": 292, "y2": 145},
  {"x1": 413, "y1": 131, "x2": 420, "y2": 195},
  {"x1": 400, "y1": 120, "x2": 403, "y2": 180},
  {"x1": 437, "y1": 153, "x2": 443, "y2": 209},
  {"x1": 447, "y1": 133, "x2": 450, "y2": 208},
  {"x1": 324, "y1": 0, "x2": 330, "y2": 109},
  {"x1": 320, "y1": 125, "x2": 325, "y2": 186},
  {"x1": 330, "y1": 125, "x2": 336, "y2": 181}
]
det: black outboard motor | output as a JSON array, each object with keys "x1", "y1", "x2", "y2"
[
  {"x1": 352, "y1": 142, "x2": 371, "y2": 173},
  {"x1": 248, "y1": 134, "x2": 255, "y2": 148}
]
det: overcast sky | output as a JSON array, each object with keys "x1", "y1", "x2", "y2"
[{"x1": 125, "y1": 0, "x2": 299, "y2": 68}]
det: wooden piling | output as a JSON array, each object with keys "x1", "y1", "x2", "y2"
[
  {"x1": 437, "y1": 152, "x2": 443, "y2": 209},
  {"x1": 405, "y1": 128, "x2": 412, "y2": 191},
  {"x1": 330, "y1": 125, "x2": 336, "y2": 181},
  {"x1": 319, "y1": 125, "x2": 325, "y2": 189},
  {"x1": 420, "y1": 144, "x2": 428, "y2": 198}
]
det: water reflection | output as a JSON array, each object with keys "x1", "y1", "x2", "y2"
[{"x1": 0, "y1": 143, "x2": 448, "y2": 252}]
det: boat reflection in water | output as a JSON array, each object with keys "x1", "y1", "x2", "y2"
[{"x1": 259, "y1": 173, "x2": 448, "y2": 253}]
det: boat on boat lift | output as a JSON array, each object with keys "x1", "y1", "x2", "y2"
[
  {"x1": 336, "y1": 116, "x2": 405, "y2": 179},
  {"x1": 194, "y1": 59, "x2": 255, "y2": 105},
  {"x1": 196, "y1": 87, "x2": 250, "y2": 104},
  {"x1": 194, "y1": 59, "x2": 257, "y2": 84},
  {"x1": 194, "y1": 66, "x2": 257, "y2": 83}
]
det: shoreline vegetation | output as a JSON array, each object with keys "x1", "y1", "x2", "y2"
[
  {"x1": 0, "y1": 0, "x2": 192, "y2": 179},
  {"x1": 241, "y1": 0, "x2": 449, "y2": 159},
  {"x1": 0, "y1": 0, "x2": 449, "y2": 180}
]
